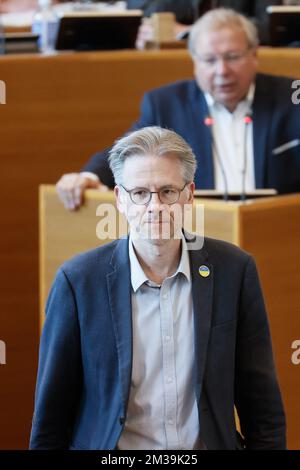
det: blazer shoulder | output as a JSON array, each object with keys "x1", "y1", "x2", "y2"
[
  {"x1": 145, "y1": 79, "x2": 200, "y2": 99},
  {"x1": 256, "y1": 73, "x2": 297, "y2": 94},
  {"x1": 59, "y1": 238, "x2": 121, "y2": 279},
  {"x1": 203, "y1": 237, "x2": 252, "y2": 265}
]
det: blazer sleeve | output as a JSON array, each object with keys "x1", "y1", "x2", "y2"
[
  {"x1": 234, "y1": 256, "x2": 286, "y2": 449},
  {"x1": 29, "y1": 269, "x2": 82, "y2": 449},
  {"x1": 81, "y1": 91, "x2": 157, "y2": 187}
]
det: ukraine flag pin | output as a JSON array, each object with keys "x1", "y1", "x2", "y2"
[{"x1": 199, "y1": 265, "x2": 210, "y2": 278}]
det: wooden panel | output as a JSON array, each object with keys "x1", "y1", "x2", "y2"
[
  {"x1": 258, "y1": 47, "x2": 300, "y2": 78},
  {"x1": 193, "y1": 198, "x2": 239, "y2": 245},
  {"x1": 238, "y1": 194, "x2": 300, "y2": 450}
]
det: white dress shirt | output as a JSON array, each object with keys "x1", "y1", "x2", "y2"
[
  {"x1": 117, "y1": 235, "x2": 199, "y2": 450},
  {"x1": 205, "y1": 84, "x2": 256, "y2": 193}
]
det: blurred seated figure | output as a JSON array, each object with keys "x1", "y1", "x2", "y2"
[
  {"x1": 128, "y1": 0, "x2": 283, "y2": 48},
  {"x1": 56, "y1": 8, "x2": 300, "y2": 210}
]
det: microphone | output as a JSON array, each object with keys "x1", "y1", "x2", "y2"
[
  {"x1": 241, "y1": 110, "x2": 253, "y2": 202},
  {"x1": 204, "y1": 115, "x2": 229, "y2": 201}
]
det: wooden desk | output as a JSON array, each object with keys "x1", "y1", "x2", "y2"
[
  {"x1": 39, "y1": 186, "x2": 300, "y2": 449},
  {"x1": 1, "y1": 48, "x2": 300, "y2": 448}
]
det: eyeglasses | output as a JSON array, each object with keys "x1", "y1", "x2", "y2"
[
  {"x1": 120, "y1": 183, "x2": 188, "y2": 205},
  {"x1": 194, "y1": 47, "x2": 252, "y2": 68}
]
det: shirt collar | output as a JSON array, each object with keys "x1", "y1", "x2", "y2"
[
  {"x1": 204, "y1": 82, "x2": 255, "y2": 113},
  {"x1": 129, "y1": 233, "x2": 191, "y2": 293}
]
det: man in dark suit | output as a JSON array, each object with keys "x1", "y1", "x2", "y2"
[
  {"x1": 56, "y1": 8, "x2": 300, "y2": 210},
  {"x1": 30, "y1": 126, "x2": 285, "y2": 450}
]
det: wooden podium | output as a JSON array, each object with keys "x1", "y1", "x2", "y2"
[{"x1": 40, "y1": 185, "x2": 300, "y2": 449}]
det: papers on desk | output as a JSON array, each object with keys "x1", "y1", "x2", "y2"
[{"x1": 3, "y1": 32, "x2": 39, "y2": 53}]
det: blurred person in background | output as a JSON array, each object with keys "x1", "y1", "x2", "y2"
[{"x1": 56, "y1": 8, "x2": 300, "y2": 209}]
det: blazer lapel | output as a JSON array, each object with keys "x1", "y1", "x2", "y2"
[
  {"x1": 106, "y1": 234, "x2": 214, "y2": 410},
  {"x1": 188, "y1": 82, "x2": 214, "y2": 189},
  {"x1": 252, "y1": 74, "x2": 274, "y2": 188},
  {"x1": 106, "y1": 237, "x2": 133, "y2": 409},
  {"x1": 188, "y1": 241, "x2": 214, "y2": 401}
]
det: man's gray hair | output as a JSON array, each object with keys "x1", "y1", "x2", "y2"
[
  {"x1": 108, "y1": 126, "x2": 197, "y2": 185},
  {"x1": 188, "y1": 8, "x2": 259, "y2": 57}
]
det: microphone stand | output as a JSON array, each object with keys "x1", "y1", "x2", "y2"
[
  {"x1": 204, "y1": 116, "x2": 229, "y2": 201},
  {"x1": 241, "y1": 112, "x2": 253, "y2": 202}
]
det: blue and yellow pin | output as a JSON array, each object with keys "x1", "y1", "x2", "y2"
[{"x1": 199, "y1": 265, "x2": 210, "y2": 278}]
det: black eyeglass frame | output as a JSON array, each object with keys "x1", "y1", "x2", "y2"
[{"x1": 120, "y1": 183, "x2": 189, "y2": 205}]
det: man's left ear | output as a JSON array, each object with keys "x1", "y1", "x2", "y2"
[
  {"x1": 114, "y1": 185, "x2": 125, "y2": 214},
  {"x1": 187, "y1": 182, "x2": 195, "y2": 203}
]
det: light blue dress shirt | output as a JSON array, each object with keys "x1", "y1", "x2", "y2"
[
  {"x1": 118, "y1": 235, "x2": 199, "y2": 450},
  {"x1": 205, "y1": 84, "x2": 255, "y2": 192}
]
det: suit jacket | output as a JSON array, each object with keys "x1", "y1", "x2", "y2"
[
  {"x1": 30, "y1": 235, "x2": 286, "y2": 450},
  {"x1": 84, "y1": 75, "x2": 300, "y2": 194}
]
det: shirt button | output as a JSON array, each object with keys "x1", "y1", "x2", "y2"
[
  {"x1": 162, "y1": 293, "x2": 168, "y2": 300},
  {"x1": 165, "y1": 335, "x2": 171, "y2": 341},
  {"x1": 167, "y1": 377, "x2": 173, "y2": 384},
  {"x1": 168, "y1": 419, "x2": 174, "y2": 425}
]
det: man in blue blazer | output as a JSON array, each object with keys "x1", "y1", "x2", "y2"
[
  {"x1": 56, "y1": 9, "x2": 300, "y2": 210},
  {"x1": 30, "y1": 126, "x2": 285, "y2": 450}
]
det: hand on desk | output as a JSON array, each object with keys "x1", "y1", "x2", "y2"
[
  {"x1": 136, "y1": 18, "x2": 191, "y2": 50},
  {"x1": 56, "y1": 173, "x2": 109, "y2": 211}
]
